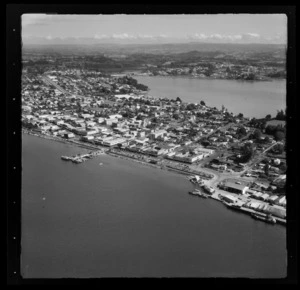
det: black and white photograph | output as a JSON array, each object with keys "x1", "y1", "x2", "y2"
[{"x1": 6, "y1": 6, "x2": 297, "y2": 282}]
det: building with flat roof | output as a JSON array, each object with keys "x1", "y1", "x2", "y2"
[
  {"x1": 220, "y1": 181, "x2": 249, "y2": 195},
  {"x1": 220, "y1": 193, "x2": 238, "y2": 203},
  {"x1": 102, "y1": 137, "x2": 127, "y2": 147},
  {"x1": 149, "y1": 129, "x2": 168, "y2": 140}
]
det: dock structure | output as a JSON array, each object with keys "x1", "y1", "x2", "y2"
[
  {"x1": 61, "y1": 149, "x2": 105, "y2": 164},
  {"x1": 203, "y1": 192, "x2": 286, "y2": 226}
]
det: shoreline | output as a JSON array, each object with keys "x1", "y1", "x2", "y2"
[
  {"x1": 22, "y1": 129, "x2": 196, "y2": 176},
  {"x1": 133, "y1": 75, "x2": 286, "y2": 119},
  {"x1": 132, "y1": 73, "x2": 285, "y2": 83},
  {"x1": 22, "y1": 129, "x2": 286, "y2": 227},
  {"x1": 22, "y1": 129, "x2": 105, "y2": 151}
]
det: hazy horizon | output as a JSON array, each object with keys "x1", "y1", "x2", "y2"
[{"x1": 22, "y1": 14, "x2": 287, "y2": 45}]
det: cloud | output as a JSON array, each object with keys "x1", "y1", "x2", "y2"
[
  {"x1": 93, "y1": 33, "x2": 169, "y2": 40},
  {"x1": 112, "y1": 33, "x2": 137, "y2": 39},
  {"x1": 94, "y1": 34, "x2": 109, "y2": 39},
  {"x1": 186, "y1": 32, "x2": 275, "y2": 43},
  {"x1": 137, "y1": 34, "x2": 154, "y2": 39},
  {"x1": 22, "y1": 32, "x2": 286, "y2": 45},
  {"x1": 240, "y1": 33, "x2": 261, "y2": 42},
  {"x1": 246, "y1": 33, "x2": 260, "y2": 38}
]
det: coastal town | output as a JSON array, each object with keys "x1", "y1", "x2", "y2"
[
  {"x1": 22, "y1": 67, "x2": 287, "y2": 225},
  {"x1": 136, "y1": 59, "x2": 286, "y2": 81}
]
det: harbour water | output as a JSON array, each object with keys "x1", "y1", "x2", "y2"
[
  {"x1": 21, "y1": 134, "x2": 286, "y2": 278},
  {"x1": 134, "y1": 76, "x2": 286, "y2": 119}
]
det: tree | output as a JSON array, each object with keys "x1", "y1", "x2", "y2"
[
  {"x1": 264, "y1": 136, "x2": 271, "y2": 143},
  {"x1": 274, "y1": 131, "x2": 285, "y2": 141},
  {"x1": 200, "y1": 100, "x2": 206, "y2": 106},
  {"x1": 186, "y1": 103, "x2": 196, "y2": 111},
  {"x1": 264, "y1": 164, "x2": 270, "y2": 176},
  {"x1": 175, "y1": 97, "x2": 182, "y2": 103},
  {"x1": 200, "y1": 137, "x2": 210, "y2": 147},
  {"x1": 237, "y1": 126, "x2": 247, "y2": 136},
  {"x1": 173, "y1": 113, "x2": 180, "y2": 120},
  {"x1": 265, "y1": 125, "x2": 276, "y2": 135},
  {"x1": 253, "y1": 129, "x2": 262, "y2": 140},
  {"x1": 237, "y1": 113, "x2": 244, "y2": 119},
  {"x1": 188, "y1": 128, "x2": 198, "y2": 138},
  {"x1": 279, "y1": 162, "x2": 287, "y2": 173},
  {"x1": 265, "y1": 114, "x2": 272, "y2": 120},
  {"x1": 272, "y1": 143, "x2": 284, "y2": 154},
  {"x1": 204, "y1": 63, "x2": 214, "y2": 76},
  {"x1": 244, "y1": 72, "x2": 255, "y2": 80},
  {"x1": 240, "y1": 143, "x2": 254, "y2": 163},
  {"x1": 275, "y1": 109, "x2": 286, "y2": 120}
]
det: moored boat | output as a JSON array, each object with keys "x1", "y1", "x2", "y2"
[
  {"x1": 61, "y1": 156, "x2": 71, "y2": 161},
  {"x1": 188, "y1": 190, "x2": 201, "y2": 196},
  {"x1": 72, "y1": 158, "x2": 83, "y2": 164},
  {"x1": 251, "y1": 213, "x2": 276, "y2": 224},
  {"x1": 188, "y1": 189, "x2": 208, "y2": 198}
]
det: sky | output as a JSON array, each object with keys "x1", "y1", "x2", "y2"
[{"x1": 22, "y1": 14, "x2": 287, "y2": 44}]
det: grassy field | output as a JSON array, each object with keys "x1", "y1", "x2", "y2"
[{"x1": 266, "y1": 119, "x2": 286, "y2": 127}]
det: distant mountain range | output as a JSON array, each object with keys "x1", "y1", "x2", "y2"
[
  {"x1": 23, "y1": 41, "x2": 286, "y2": 58},
  {"x1": 22, "y1": 34, "x2": 286, "y2": 46}
]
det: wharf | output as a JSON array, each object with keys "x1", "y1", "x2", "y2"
[
  {"x1": 205, "y1": 192, "x2": 286, "y2": 225},
  {"x1": 233, "y1": 206, "x2": 286, "y2": 225},
  {"x1": 61, "y1": 149, "x2": 105, "y2": 164}
]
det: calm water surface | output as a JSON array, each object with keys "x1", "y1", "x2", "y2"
[
  {"x1": 22, "y1": 134, "x2": 286, "y2": 278},
  {"x1": 135, "y1": 76, "x2": 286, "y2": 119}
]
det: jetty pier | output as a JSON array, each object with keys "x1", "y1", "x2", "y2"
[{"x1": 61, "y1": 149, "x2": 105, "y2": 164}]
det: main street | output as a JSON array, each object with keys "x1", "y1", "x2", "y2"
[
  {"x1": 41, "y1": 75, "x2": 70, "y2": 96},
  {"x1": 41, "y1": 75, "x2": 85, "y2": 98}
]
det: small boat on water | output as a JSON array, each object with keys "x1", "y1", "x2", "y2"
[
  {"x1": 82, "y1": 154, "x2": 92, "y2": 159},
  {"x1": 251, "y1": 213, "x2": 276, "y2": 224},
  {"x1": 188, "y1": 190, "x2": 208, "y2": 198},
  {"x1": 72, "y1": 158, "x2": 83, "y2": 164},
  {"x1": 61, "y1": 156, "x2": 71, "y2": 161}
]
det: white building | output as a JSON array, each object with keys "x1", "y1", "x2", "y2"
[
  {"x1": 277, "y1": 196, "x2": 286, "y2": 205},
  {"x1": 102, "y1": 137, "x2": 127, "y2": 147},
  {"x1": 149, "y1": 129, "x2": 168, "y2": 139},
  {"x1": 260, "y1": 193, "x2": 270, "y2": 201},
  {"x1": 109, "y1": 114, "x2": 123, "y2": 119}
]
